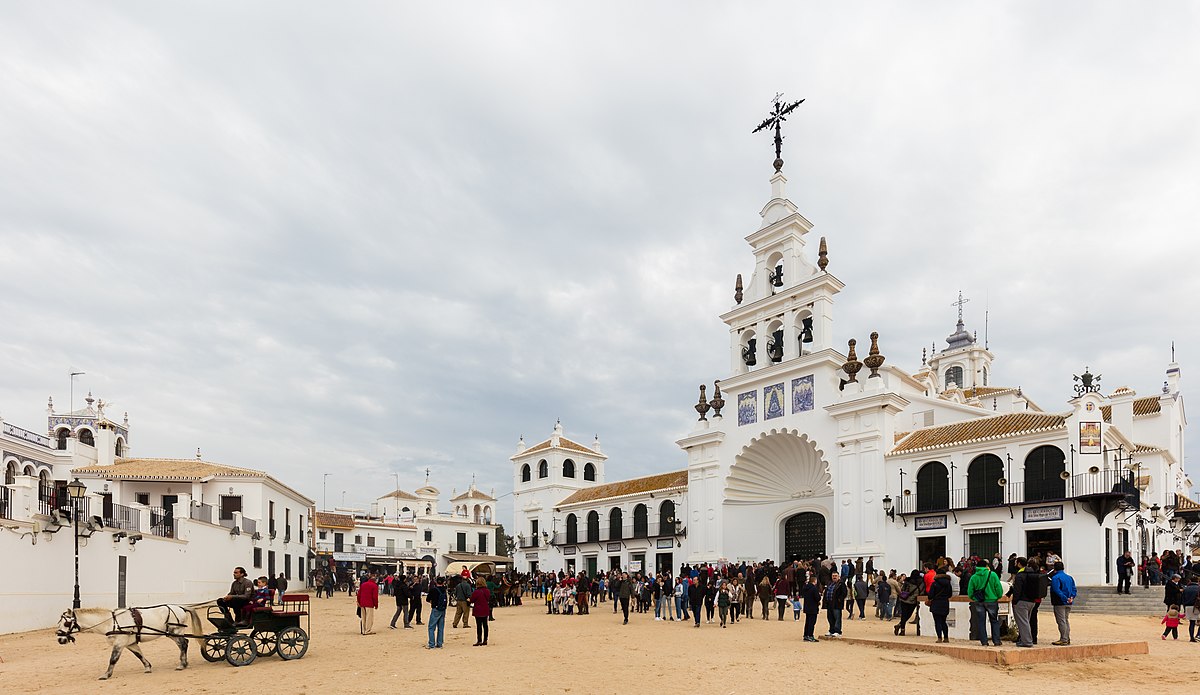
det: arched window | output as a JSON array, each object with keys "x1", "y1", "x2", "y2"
[
  {"x1": 796, "y1": 310, "x2": 814, "y2": 357},
  {"x1": 473, "y1": 504, "x2": 482, "y2": 523},
  {"x1": 583, "y1": 463, "x2": 596, "y2": 482},
  {"x1": 425, "y1": 505, "x2": 432, "y2": 515},
  {"x1": 4, "y1": 461, "x2": 15, "y2": 485},
  {"x1": 566, "y1": 514, "x2": 578, "y2": 544},
  {"x1": 401, "y1": 507, "x2": 411, "y2": 514},
  {"x1": 945, "y1": 366, "x2": 964, "y2": 390},
  {"x1": 537, "y1": 460, "x2": 548, "y2": 479},
  {"x1": 520, "y1": 463, "x2": 531, "y2": 482},
  {"x1": 78, "y1": 428, "x2": 94, "y2": 447},
  {"x1": 55, "y1": 428, "x2": 69, "y2": 450},
  {"x1": 586, "y1": 511, "x2": 600, "y2": 543},
  {"x1": 1024, "y1": 446, "x2": 1066, "y2": 502},
  {"x1": 483, "y1": 506, "x2": 491, "y2": 524},
  {"x1": 967, "y1": 454, "x2": 1004, "y2": 507},
  {"x1": 563, "y1": 459, "x2": 576, "y2": 478},
  {"x1": 982, "y1": 367, "x2": 989, "y2": 387},
  {"x1": 609, "y1": 508, "x2": 623, "y2": 540},
  {"x1": 658, "y1": 500, "x2": 676, "y2": 535},
  {"x1": 115, "y1": 437, "x2": 125, "y2": 457},
  {"x1": 23, "y1": 465, "x2": 34, "y2": 477},
  {"x1": 633, "y1": 503, "x2": 648, "y2": 538},
  {"x1": 916, "y1": 461, "x2": 950, "y2": 512}
]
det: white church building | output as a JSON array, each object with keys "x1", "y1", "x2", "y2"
[{"x1": 511, "y1": 167, "x2": 1188, "y2": 586}]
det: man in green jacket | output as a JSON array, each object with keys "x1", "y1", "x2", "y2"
[{"x1": 966, "y1": 563, "x2": 1004, "y2": 646}]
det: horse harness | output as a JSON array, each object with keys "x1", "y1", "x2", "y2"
[{"x1": 59, "y1": 605, "x2": 190, "y2": 644}]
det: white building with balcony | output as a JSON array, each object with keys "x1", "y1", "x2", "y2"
[
  {"x1": 313, "y1": 477, "x2": 503, "y2": 576},
  {"x1": 511, "y1": 164, "x2": 1190, "y2": 586},
  {"x1": 0, "y1": 393, "x2": 313, "y2": 633}
]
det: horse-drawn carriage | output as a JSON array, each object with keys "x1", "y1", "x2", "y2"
[{"x1": 199, "y1": 593, "x2": 311, "y2": 666}]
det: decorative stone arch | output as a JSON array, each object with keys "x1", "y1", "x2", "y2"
[
  {"x1": 583, "y1": 462, "x2": 596, "y2": 482},
  {"x1": 77, "y1": 427, "x2": 95, "y2": 447},
  {"x1": 473, "y1": 504, "x2": 482, "y2": 523},
  {"x1": 764, "y1": 318, "x2": 785, "y2": 364},
  {"x1": 3, "y1": 458, "x2": 17, "y2": 484},
  {"x1": 765, "y1": 250, "x2": 785, "y2": 294},
  {"x1": 725, "y1": 429, "x2": 832, "y2": 504},
  {"x1": 563, "y1": 458, "x2": 576, "y2": 478},
  {"x1": 54, "y1": 427, "x2": 70, "y2": 450},
  {"x1": 520, "y1": 463, "x2": 531, "y2": 482},
  {"x1": 23, "y1": 464, "x2": 35, "y2": 477},
  {"x1": 483, "y1": 505, "x2": 492, "y2": 523}
]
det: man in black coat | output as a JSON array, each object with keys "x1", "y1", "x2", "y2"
[
  {"x1": 391, "y1": 576, "x2": 412, "y2": 629},
  {"x1": 802, "y1": 575, "x2": 822, "y2": 642},
  {"x1": 411, "y1": 576, "x2": 425, "y2": 625}
]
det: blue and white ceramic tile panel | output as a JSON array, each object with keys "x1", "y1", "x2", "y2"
[
  {"x1": 764, "y1": 383, "x2": 785, "y2": 420},
  {"x1": 737, "y1": 390, "x2": 757, "y2": 426},
  {"x1": 791, "y1": 375, "x2": 814, "y2": 413}
]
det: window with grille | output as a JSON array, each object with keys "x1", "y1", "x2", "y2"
[{"x1": 964, "y1": 527, "x2": 1001, "y2": 560}]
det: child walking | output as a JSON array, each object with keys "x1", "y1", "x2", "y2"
[
  {"x1": 792, "y1": 595, "x2": 802, "y2": 621},
  {"x1": 1163, "y1": 604, "x2": 1181, "y2": 640}
]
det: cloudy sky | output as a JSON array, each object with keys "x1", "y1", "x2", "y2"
[{"x1": 1, "y1": 3, "x2": 1196, "y2": 524}]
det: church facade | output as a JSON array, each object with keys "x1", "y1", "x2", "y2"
[{"x1": 511, "y1": 169, "x2": 1188, "y2": 586}]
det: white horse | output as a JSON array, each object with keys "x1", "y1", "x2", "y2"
[{"x1": 55, "y1": 604, "x2": 203, "y2": 680}]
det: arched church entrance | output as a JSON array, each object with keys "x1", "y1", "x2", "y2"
[{"x1": 783, "y1": 512, "x2": 826, "y2": 563}]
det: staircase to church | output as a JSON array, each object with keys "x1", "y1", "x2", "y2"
[{"x1": 1072, "y1": 585, "x2": 1167, "y2": 615}]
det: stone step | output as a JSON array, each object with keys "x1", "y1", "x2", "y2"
[{"x1": 1072, "y1": 586, "x2": 1169, "y2": 614}]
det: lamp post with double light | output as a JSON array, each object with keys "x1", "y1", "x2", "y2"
[{"x1": 66, "y1": 478, "x2": 88, "y2": 609}]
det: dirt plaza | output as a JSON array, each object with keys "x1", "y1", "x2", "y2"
[{"x1": 1, "y1": 594, "x2": 1194, "y2": 694}]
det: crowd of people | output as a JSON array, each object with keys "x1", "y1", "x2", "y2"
[{"x1": 524, "y1": 552, "x2": 1084, "y2": 647}]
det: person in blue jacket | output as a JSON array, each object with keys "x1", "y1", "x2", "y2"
[{"x1": 1048, "y1": 561, "x2": 1077, "y2": 646}]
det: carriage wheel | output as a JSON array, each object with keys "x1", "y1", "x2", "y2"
[
  {"x1": 251, "y1": 630, "x2": 277, "y2": 657},
  {"x1": 200, "y1": 636, "x2": 228, "y2": 662},
  {"x1": 275, "y1": 627, "x2": 309, "y2": 660},
  {"x1": 225, "y1": 634, "x2": 257, "y2": 667}
]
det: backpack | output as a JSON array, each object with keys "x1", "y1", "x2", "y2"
[{"x1": 972, "y1": 570, "x2": 992, "y2": 602}]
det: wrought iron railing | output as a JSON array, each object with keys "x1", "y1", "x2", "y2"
[
  {"x1": 0, "y1": 486, "x2": 12, "y2": 520},
  {"x1": 106, "y1": 503, "x2": 140, "y2": 532},
  {"x1": 549, "y1": 521, "x2": 687, "y2": 546},
  {"x1": 898, "y1": 469, "x2": 1138, "y2": 515},
  {"x1": 37, "y1": 482, "x2": 60, "y2": 516},
  {"x1": 149, "y1": 507, "x2": 174, "y2": 538}
]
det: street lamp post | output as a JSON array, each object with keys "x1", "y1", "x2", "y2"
[
  {"x1": 66, "y1": 478, "x2": 88, "y2": 609},
  {"x1": 1150, "y1": 504, "x2": 1161, "y2": 558}
]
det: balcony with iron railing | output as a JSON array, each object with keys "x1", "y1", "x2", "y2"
[
  {"x1": 0, "y1": 486, "x2": 12, "y2": 520},
  {"x1": 105, "y1": 503, "x2": 140, "y2": 533},
  {"x1": 548, "y1": 520, "x2": 687, "y2": 546},
  {"x1": 2, "y1": 422, "x2": 51, "y2": 448},
  {"x1": 895, "y1": 469, "x2": 1139, "y2": 516}
]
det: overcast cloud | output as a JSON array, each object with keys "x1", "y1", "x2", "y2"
[{"x1": 1, "y1": 2, "x2": 1197, "y2": 524}]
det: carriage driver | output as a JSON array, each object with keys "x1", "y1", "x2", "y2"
[{"x1": 217, "y1": 566, "x2": 255, "y2": 626}]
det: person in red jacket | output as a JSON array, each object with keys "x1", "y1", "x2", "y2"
[
  {"x1": 358, "y1": 573, "x2": 380, "y2": 635},
  {"x1": 470, "y1": 578, "x2": 492, "y2": 646}
]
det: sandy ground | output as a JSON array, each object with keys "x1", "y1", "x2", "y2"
[{"x1": 2, "y1": 593, "x2": 1196, "y2": 694}]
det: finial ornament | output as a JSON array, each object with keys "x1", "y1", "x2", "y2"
[
  {"x1": 710, "y1": 380, "x2": 725, "y2": 418},
  {"x1": 694, "y1": 384, "x2": 711, "y2": 421},
  {"x1": 1073, "y1": 367, "x2": 1102, "y2": 397},
  {"x1": 951, "y1": 291, "x2": 970, "y2": 329},
  {"x1": 921, "y1": 347, "x2": 927, "y2": 366},
  {"x1": 864, "y1": 331, "x2": 886, "y2": 378},
  {"x1": 752, "y1": 93, "x2": 805, "y2": 173},
  {"x1": 842, "y1": 339, "x2": 863, "y2": 383},
  {"x1": 817, "y1": 237, "x2": 828, "y2": 271},
  {"x1": 734, "y1": 274, "x2": 743, "y2": 304},
  {"x1": 196, "y1": 447, "x2": 202, "y2": 459}
]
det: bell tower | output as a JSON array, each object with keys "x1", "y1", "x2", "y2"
[
  {"x1": 722, "y1": 170, "x2": 844, "y2": 376},
  {"x1": 927, "y1": 291, "x2": 994, "y2": 392}
]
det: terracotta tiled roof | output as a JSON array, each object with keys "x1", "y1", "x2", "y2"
[
  {"x1": 523, "y1": 436, "x2": 600, "y2": 456},
  {"x1": 315, "y1": 512, "x2": 355, "y2": 529},
  {"x1": 1110, "y1": 387, "x2": 1136, "y2": 396},
  {"x1": 1100, "y1": 396, "x2": 1164, "y2": 422},
  {"x1": 888, "y1": 412, "x2": 1066, "y2": 456},
  {"x1": 381, "y1": 489, "x2": 418, "y2": 500},
  {"x1": 74, "y1": 457, "x2": 265, "y2": 480},
  {"x1": 451, "y1": 486, "x2": 495, "y2": 502},
  {"x1": 894, "y1": 431, "x2": 911, "y2": 444},
  {"x1": 1132, "y1": 443, "x2": 1165, "y2": 454},
  {"x1": 1175, "y1": 494, "x2": 1200, "y2": 512},
  {"x1": 962, "y1": 387, "x2": 1016, "y2": 399},
  {"x1": 557, "y1": 470, "x2": 688, "y2": 507}
]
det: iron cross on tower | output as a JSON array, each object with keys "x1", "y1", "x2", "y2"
[
  {"x1": 753, "y1": 93, "x2": 805, "y2": 173},
  {"x1": 952, "y1": 291, "x2": 970, "y2": 325}
]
